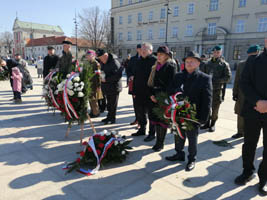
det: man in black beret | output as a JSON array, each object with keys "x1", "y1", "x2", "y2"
[
  {"x1": 56, "y1": 40, "x2": 73, "y2": 78},
  {"x1": 43, "y1": 46, "x2": 59, "y2": 78},
  {"x1": 166, "y1": 51, "x2": 212, "y2": 171},
  {"x1": 96, "y1": 48, "x2": 122, "y2": 124}
]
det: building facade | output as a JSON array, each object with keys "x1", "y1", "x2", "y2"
[
  {"x1": 13, "y1": 18, "x2": 64, "y2": 58},
  {"x1": 111, "y1": 0, "x2": 267, "y2": 66}
]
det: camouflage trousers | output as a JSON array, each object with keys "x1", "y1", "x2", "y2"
[{"x1": 211, "y1": 89, "x2": 222, "y2": 121}]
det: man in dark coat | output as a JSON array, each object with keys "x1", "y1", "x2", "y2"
[
  {"x1": 43, "y1": 46, "x2": 59, "y2": 78},
  {"x1": 234, "y1": 40, "x2": 267, "y2": 196},
  {"x1": 127, "y1": 44, "x2": 142, "y2": 126},
  {"x1": 232, "y1": 45, "x2": 261, "y2": 138},
  {"x1": 166, "y1": 51, "x2": 212, "y2": 172},
  {"x1": 131, "y1": 42, "x2": 157, "y2": 140},
  {"x1": 96, "y1": 49, "x2": 122, "y2": 124},
  {"x1": 56, "y1": 41, "x2": 73, "y2": 79}
]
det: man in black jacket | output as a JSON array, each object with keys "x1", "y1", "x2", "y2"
[
  {"x1": 43, "y1": 46, "x2": 59, "y2": 78},
  {"x1": 166, "y1": 51, "x2": 212, "y2": 171},
  {"x1": 131, "y1": 42, "x2": 156, "y2": 141},
  {"x1": 234, "y1": 40, "x2": 267, "y2": 196},
  {"x1": 96, "y1": 49, "x2": 122, "y2": 124},
  {"x1": 56, "y1": 41, "x2": 73, "y2": 79}
]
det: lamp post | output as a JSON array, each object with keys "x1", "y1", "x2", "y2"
[
  {"x1": 164, "y1": 1, "x2": 171, "y2": 46},
  {"x1": 73, "y1": 10, "x2": 78, "y2": 60}
]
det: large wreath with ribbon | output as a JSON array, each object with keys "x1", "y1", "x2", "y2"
[
  {"x1": 153, "y1": 92, "x2": 200, "y2": 139},
  {"x1": 64, "y1": 130, "x2": 132, "y2": 175}
]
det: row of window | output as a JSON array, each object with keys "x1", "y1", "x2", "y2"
[
  {"x1": 26, "y1": 46, "x2": 63, "y2": 51},
  {"x1": 118, "y1": 17, "x2": 267, "y2": 41}
]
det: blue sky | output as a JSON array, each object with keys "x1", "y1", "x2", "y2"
[{"x1": 0, "y1": 0, "x2": 111, "y2": 36}]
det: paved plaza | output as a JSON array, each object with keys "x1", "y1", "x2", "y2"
[{"x1": 0, "y1": 66, "x2": 265, "y2": 200}]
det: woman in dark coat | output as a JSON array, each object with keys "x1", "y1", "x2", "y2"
[{"x1": 148, "y1": 46, "x2": 177, "y2": 151}]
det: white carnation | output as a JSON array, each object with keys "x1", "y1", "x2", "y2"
[
  {"x1": 54, "y1": 90, "x2": 58, "y2": 95},
  {"x1": 66, "y1": 74, "x2": 71, "y2": 78},
  {"x1": 67, "y1": 89, "x2": 74, "y2": 96},
  {"x1": 121, "y1": 150, "x2": 126, "y2": 155},
  {"x1": 78, "y1": 92, "x2": 84, "y2": 97},
  {"x1": 73, "y1": 77, "x2": 80, "y2": 82},
  {"x1": 181, "y1": 126, "x2": 187, "y2": 130},
  {"x1": 45, "y1": 85, "x2": 49, "y2": 89},
  {"x1": 114, "y1": 141, "x2": 118, "y2": 146},
  {"x1": 74, "y1": 88, "x2": 77, "y2": 91},
  {"x1": 77, "y1": 87, "x2": 83, "y2": 92},
  {"x1": 74, "y1": 83, "x2": 79, "y2": 88},
  {"x1": 80, "y1": 81, "x2": 84, "y2": 86},
  {"x1": 119, "y1": 140, "x2": 124, "y2": 144},
  {"x1": 67, "y1": 85, "x2": 74, "y2": 90},
  {"x1": 103, "y1": 130, "x2": 108, "y2": 134},
  {"x1": 67, "y1": 81, "x2": 73, "y2": 87}
]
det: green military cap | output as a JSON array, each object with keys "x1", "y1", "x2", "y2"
[
  {"x1": 212, "y1": 45, "x2": 222, "y2": 51},
  {"x1": 247, "y1": 45, "x2": 261, "y2": 54}
]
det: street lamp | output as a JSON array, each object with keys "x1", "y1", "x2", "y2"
[
  {"x1": 164, "y1": 1, "x2": 172, "y2": 46},
  {"x1": 73, "y1": 10, "x2": 78, "y2": 60}
]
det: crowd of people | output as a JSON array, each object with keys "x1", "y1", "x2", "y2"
[{"x1": 0, "y1": 39, "x2": 266, "y2": 196}]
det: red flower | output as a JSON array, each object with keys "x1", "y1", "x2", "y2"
[
  {"x1": 66, "y1": 115, "x2": 71, "y2": 120},
  {"x1": 98, "y1": 143, "x2": 104, "y2": 148},
  {"x1": 180, "y1": 118, "x2": 185, "y2": 123},
  {"x1": 96, "y1": 149, "x2": 101, "y2": 155},
  {"x1": 80, "y1": 151, "x2": 85, "y2": 157},
  {"x1": 82, "y1": 141, "x2": 88, "y2": 146},
  {"x1": 99, "y1": 136, "x2": 106, "y2": 141},
  {"x1": 76, "y1": 158, "x2": 81, "y2": 163},
  {"x1": 87, "y1": 147, "x2": 92, "y2": 152},
  {"x1": 186, "y1": 114, "x2": 191, "y2": 118},
  {"x1": 185, "y1": 103, "x2": 190, "y2": 108},
  {"x1": 72, "y1": 98, "x2": 79, "y2": 103}
]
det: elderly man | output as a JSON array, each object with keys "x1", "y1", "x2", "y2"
[
  {"x1": 201, "y1": 45, "x2": 231, "y2": 132},
  {"x1": 235, "y1": 39, "x2": 267, "y2": 196},
  {"x1": 56, "y1": 40, "x2": 73, "y2": 79},
  {"x1": 43, "y1": 46, "x2": 59, "y2": 78},
  {"x1": 131, "y1": 42, "x2": 156, "y2": 141},
  {"x1": 96, "y1": 49, "x2": 122, "y2": 124},
  {"x1": 166, "y1": 51, "x2": 212, "y2": 171},
  {"x1": 232, "y1": 45, "x2": 261, "y2": 139}
]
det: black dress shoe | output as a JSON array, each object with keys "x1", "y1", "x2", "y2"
[
  {"x1": 131, "y1": 129, "x2": 145, "y2": 136},
  {"x1": 186, "y1": 161, "x2": 195, "y2": 171},
  {"x1": 89, "y1": 113, "x2": 100, "y2": 118},
  {"x1": 234, "y1": 173, "x2": 254, "y2": 185},
  {"x1": 259, "y1": 182, "x2": 267, "y2": 196},
  {"x1": 209, "y1": 125, "x2": 215, "y2": 132},
  {"x1": 104, "y1": 119, "x2": 116, "y2": 125},
  {"x1": 101, "y1": 118, "x2": 109, "y2": 122},
  {"x1": 152, "y1": 143, "x2": 163, "y2": 152},
  {"x1": 144, "y1": 135, "x2": 155, "y2": 142},
  {"x1": 165, "y1": 154, "x2": 185, "y2": 162},
  {"x1": 232, "y1": 133, "x2": 243, "y2": 139},
  {"x1": 200, "y1": 123, "x2": 210, "y2": 130}
]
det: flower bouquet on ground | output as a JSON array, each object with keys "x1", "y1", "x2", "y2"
[
  {"x1": 64, "y1": 130, "x2": 132, "y2": 175},
  {"x1": 153, "y1": 92, "x2": 200, "y2": 139}
]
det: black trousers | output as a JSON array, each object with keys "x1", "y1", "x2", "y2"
[
  {"x1": 132, "y1": 95, "x2": 138, "y2": 121},
  {"x1": 242, "y1": 117, "x2": 267, "y2": 183},
  {"x1": 106, "y1": 93, "x2": 120, "y2": 121},
  {"x1": 14, "y1": 91, "x2": 21, "y2": 100},
  {"x1": 174, "y1": 127, "x2": 199, "y2": 162},
  {"x1": 98, "y1": 96, "x2": 107, "y2": 112}
]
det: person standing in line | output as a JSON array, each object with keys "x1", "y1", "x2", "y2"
[
  {"x1": 234, "y1": 39, "x2": 267, "y2": 196},
  {"x1": 36, "y1": 56, "x2": 43, "y2": 78},
  {"x1": 43, "y1": 46, "x2": 59, "y2": 78},
  {"x1": 165, "y1": 51, "x2": 212, "y2": 171},
  {"x1": 11, "y1": 67, "x2": 23, "y2": 104},
  {"x1": 147, "y1": 46, "x2": 176, "y2": 151},
  {"x1": 96, "y1": 49, "x2": 122, "y2": 124},
  {"x1": 232, "y1": 45, "x2": 261, "y2": 139},
  {"x1": 200, "y1": 45, "x2": 231, "y2": 132}
]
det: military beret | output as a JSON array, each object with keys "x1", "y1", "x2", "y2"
[
  {"x1": 212, "y1": 45, "x2": 222, "y2": 51},
  {"x1": 247, "y1": 45, "x2": 261, "y2": 54},
  {"x1": 62, "y1": 40, "x2": 72, "y2": 45},
  {"x1": 96, "y1": 49, "x2": 106, "y2": 57}
]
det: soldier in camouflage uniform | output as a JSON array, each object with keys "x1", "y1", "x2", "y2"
[
  {"x1": 201, "y1": 45, "x2": 231, "y2": 132},
  {"x1": 56, "y1": 40, "x2": 73, "y2": 79}
]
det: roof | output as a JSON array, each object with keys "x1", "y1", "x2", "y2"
[{"x1": 13, "y1": 18, "x2": 64, "y2": 33}]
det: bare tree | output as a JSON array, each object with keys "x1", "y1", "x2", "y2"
[
  {"x1": 78, "y1": 6, "x2": 107, "y2": 50},
  {"x1": 0, "y1": 31, "x2": 13, "y2": 55}
]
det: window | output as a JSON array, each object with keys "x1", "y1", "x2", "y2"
[
  {"x1": 188, "y1": 3, "x2": 194, "y2": 14},
  {"x1": 128, "y1": 0, "x2": 132, "y2": 4},
  {"x1": 261, "y1": 0, "x2": 267, "y2": 5},
  {"x1": 127, "y1": 32, "x2": 132, "y2": 41},
  {"x1": 119, "y1": 16, "x2": 123, "y2": 24},
  {"x1": 159, "y1": 28, "x2": 165, "y2": 39},
  {"x1": 239, "y1": 0, "x2": 246, "y2": 7},
  {"x1": 258, "y1": 17, "x2": 267, "y2": 32},
  {"x1": 233, "y1": 46, "x2": 242, "y2": 60},
  {"x1": 118, "y1": 32, "x2": 123, "y2": 41},
  {"x1": 209, "y1": 0, "x2": 218, "y2": 11},
  {"x1": 137, "y1": 30, "x2": 142, "y2": 40},
  {"x1": 119, "y1": 0, "x2": 123, "y2": 6},
  {"x1": 128, "y1": 15, "x2": 132, "y2": 24},
  {"x1": 138, "y1": 13, "x2": 142, "y2": 23},
  {"x1": 160, "y1": 8, "x2": 166, "y2": 19},
  {"x1": 148, "y1": 11, "x2": 153, "y2": 21},
  {"x1": 207, "y1": 23, "x2": 216, "y2": 35},
  {"x1": 172, "y1": 27, "x2": 178, "y2": 38},
  {"x1": 173, "y1": 6, "x2": 179, "y2": 17},
  {"x1": 186, "y1": 25, "x2": 193, "y2": 36},
  {"x1": 236, "y1": 20, "x2": 245, "y2": 33},
  {"x1": 148, "y1": 29, "x2": 153, "y2": 40}
]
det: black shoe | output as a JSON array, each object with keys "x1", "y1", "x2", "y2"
[
  {"x1": 165, "y1": 153, "x2": 185, "y2": 162},
  {"x1": 152, "y1": 143, "x2": 163, "y2": 152},
  {"x1": 89, "y1": 113, "x2": 100, "y2": 118},
  {"x1": 144, "y1": 135, "x2": 155, "y2": 142},
  {"x1": 131, "y1": 129, "x2": 145, "y2": 136},
  {"x1": 186, "y1": 161, "x2": 195, "y2": 171},
  {"x1": 200, "y1": 122, "x2": 210, "y2": 130},
  {"x1": 100, "y1": 109, "x2": 105, "y2": 113},
  {"x1": 259, "y1": 181, "x2": 267, "y2": 196},
  {"x1": 209, "y1": 120, "x2": 216, "y2": 132},
  {"x1": 130, "y1": 120, "x2": 138, "y2": 125},
  {"x1": 104, "y1": 119, "x2": 116, "y2": 125},
  {"x1": 101, "y1": 118, "x2": 109, "y2": 122},
  {"x1": 232, "y1": 133, "x2": 243, "y2": 139},
  {"x1": 234, "y1": 173, "x2": 254, "y2": 185}
]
